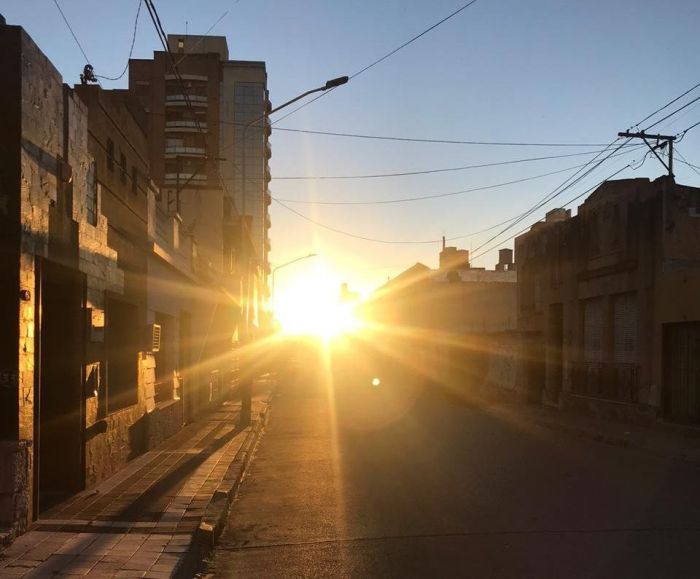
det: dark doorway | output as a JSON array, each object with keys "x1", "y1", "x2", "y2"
[
  {"x1": 524, "y1": 332, "x2": 545, "y2": 403},
  {"x1": 663, "y1": 322, "x2": 700, "y2": 424},
  {"x1": 35, "y1": 259, "x2": 85, "y2": 515}
]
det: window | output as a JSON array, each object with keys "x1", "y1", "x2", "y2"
[
  {"x1": 106, "y1": 298, "x2": 139, "y2": 412},
  {"x1": 106, "y1": 138, "x2": 115, "y2": 171},
  {"x1": 131, "y1": 165, "x2": 138, "y2": 194},
  {"x1": 86, "y1": 160, "x2": 98, "y2": 225},
  {"x1": 120, "y1": 152, "x2": 127, "y2": 184}
]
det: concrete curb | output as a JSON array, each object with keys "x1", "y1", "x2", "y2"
[{"x1": 177, "y1": 397, "x2": 272, "y2": 577}]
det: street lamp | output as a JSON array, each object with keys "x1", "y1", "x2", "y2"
[
  {"x1": 238, "y1": 76, "x2": 349, "y2": 426},
  {"x1": 271, "y1": 253, "x2": 318, "y2": 318}
]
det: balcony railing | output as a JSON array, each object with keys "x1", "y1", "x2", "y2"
[
  {"x1": 165, "y1": 94, "x2": 208, "y2": 106},
  {"x1": 571, "y1": 362, "x2": 640, "y2": 403},
  {"x1": 165, "y1": 146, "x2": 206, "y2": 157},
  {"x1": 163, "y1": 173, "x2": 207, "y2": 186},
  {"x1": 165, "y1": 120, "x2": 208, "y2": 132}
]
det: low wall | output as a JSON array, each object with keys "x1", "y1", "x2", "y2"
[{"x1": 0, "y1": 440, "x2": 32, "y2": 538}]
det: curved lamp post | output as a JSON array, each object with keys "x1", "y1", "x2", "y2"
[{"x1": 239, "y1": 77, "x2": 348, "y2": 426}]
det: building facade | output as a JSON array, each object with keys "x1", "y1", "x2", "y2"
[
  {"x1": 366, "y1": 246, "x2": 517, "y2": 395},
  {"x1": 0, "y1": 22, "x2": 253, "y2": 537},
  {"x1": 128, "y1": 35, "x2": 271, "y2": 334},
  {"x1": 515, "y1": 176, "x2": 700, "y2": 424}
]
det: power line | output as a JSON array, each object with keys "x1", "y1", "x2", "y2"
[
  {"x1": 275, "y1": 146, "x2": 644, "y2": 205},
  {"x1": 272, "y1": 197, "x2": 517, "y2": 245},
  {"x1": 634, "y1": 81, "x2": 700, "y2": 130},
  {"x1": 645, "y1": 93, "x2": 700, "y2": 132},
  {"x1": 678, "y1": 118, "x2": 700, "y2": 139},
  {"x1": 351, "y1": 0, "x2": 479, "y2": 80},
  {"x1": 52, "y1": 0, "x2": 96, "y2": 78},
  {"x1": 469, "y1": 159, "x2": 645, "y2": 262},
  {"x1": 96, "y1": 0, "x2": 143, "y2": 81},
  {"x1": 271, "y1": 144, "x2": 650, "y2": 245},
  {"x1": 148, "y1": 108, "x2": 626, "y2": 150},
  {"x1": 272, "y1": 0, "x2": 479, "y2": 124},
  {"x1": 270, "y1": 126, "x2": 622, "y2": 148},
  {"x1": 463, "y1": 87, "x2": 700, "y2": 257},
  {"x1": 271, "y1": 148, "x2": 626, "y2": 180},
  {"x1": 469, "y1": 139, "x2": 631, "y2": 256},
  {"x1": 675, "y1": 148, "x2": 700, "y2": 179}
]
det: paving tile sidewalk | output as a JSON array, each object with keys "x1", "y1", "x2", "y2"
[
  {"x1": 486, "y1": 398, "x2": 700, "y2": 463},
  {"x1": 0, "y1": 392, "x2": 271, "y2": 578}
]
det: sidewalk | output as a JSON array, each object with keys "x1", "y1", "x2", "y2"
[
  {"x1": 0, "y1": 390, "x2": 272, "y2": 578},
  {"x1": 484, "y1": 397, "x2": 700, "y2": 463}
]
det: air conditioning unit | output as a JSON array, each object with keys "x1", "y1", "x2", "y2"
[{"x1": 149, "y1": 323, "x2": 162, "y2": 353}]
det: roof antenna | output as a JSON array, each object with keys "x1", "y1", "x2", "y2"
[
  {"x1": 186, "y1": 20, "x2": 188, "y2": 36},
  {"x1": 442, "y1": 235, "x2": 445, "y2": 250}
]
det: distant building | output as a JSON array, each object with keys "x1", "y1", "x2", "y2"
[
  {"x1": 516, "y1": 176, "x2": 700, "y2": 424},
  {"x1": 128, "y1": 34, "x2": 272, "y2": 326},
  {"x1": 366, "y1": 245, "x2": 517, "y2": 393}
]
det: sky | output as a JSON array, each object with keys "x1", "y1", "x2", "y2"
[{"x1": 3, "y1": 0, "x2": 700, "y2": 300}]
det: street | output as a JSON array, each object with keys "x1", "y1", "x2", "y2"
[{"x1": 208, "y1": 342, "x2": 700, "y2": 578}]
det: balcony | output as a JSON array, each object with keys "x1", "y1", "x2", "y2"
[
  {"x1": 265, "y1": 213, "x2": 271, "y2": 229},
  {"x1": 165, "y1": 73, "x2": 208, "y2": 82},
  {"x1": 264, "y1": 191, "x2": 272, "y2": 206},
  {"x1": 165, "y1": 120, "x2": 208, "y2": 133},
  {"x1": 165, "y1": 94, "x2": 208, "y2": 107},
  {"x1": 163, "y1": 173, "x2": 207, "y2": 186},
  {"x1": 265, "y1": 140, "x2": 272, "y2": 160},
  {"x1": 571, "y1": 362, "x2": 640, "y2": 403},
  {"x1": 165, "y1": 146, "x2": 206, "y2": 158}
]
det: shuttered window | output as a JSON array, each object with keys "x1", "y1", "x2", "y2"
[
  {"x1": 583, "y1": 298, "x2": 603, "y2": 363},
  {"x1": 613, "y1": 292, "x2": 638, "y2": 364}
]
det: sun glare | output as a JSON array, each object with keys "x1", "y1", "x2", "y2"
[{"x1": 275, "y1": 268, "x2": 362, "y2": 339}]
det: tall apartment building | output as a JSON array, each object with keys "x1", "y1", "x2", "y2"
[{"x1": 128, "y1": 35, "x2": 272, "y2": 323}]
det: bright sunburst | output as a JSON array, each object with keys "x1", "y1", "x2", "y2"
[{"x1": 274, "y1": 266, "x2": 362, "y2": 339}]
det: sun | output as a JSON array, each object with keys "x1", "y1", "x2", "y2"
[{"x1": 274, "y1": 268, "x2": 363, "y2": 340}]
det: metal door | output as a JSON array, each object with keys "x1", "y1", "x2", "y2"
[{"x1": 664, "y1": 322, "x2": 700, "y2": 424}]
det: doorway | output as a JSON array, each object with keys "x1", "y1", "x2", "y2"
[
  {"x1": 35, "y1": 259, "x2": 85, "y2": 515},
  {"x1": 663, "y1": 322, "x2": 700, "y2": 424}
]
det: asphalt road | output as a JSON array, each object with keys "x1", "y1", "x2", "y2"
[{"x1": 209, "y1": 342, "x2": 700, "y2": 578}]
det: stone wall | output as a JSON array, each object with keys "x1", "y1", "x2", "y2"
[{"x1": 0, "y1": 441, "x2": 31, "y2": 537}]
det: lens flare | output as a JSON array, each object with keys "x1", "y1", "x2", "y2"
[{"x1": 275, "y1": 268, "x2": 362, "y2": 340}]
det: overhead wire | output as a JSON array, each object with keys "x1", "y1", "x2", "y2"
[
  {"x1": 52, "y1": 0, "x2": 91, "y2": 65},
  {"x1": 269, "y1": 126, "x2": 623, "y2": 148},
  {"x1": 675, "y1": 148, "x2": 700, "y2": 179},
  {"x1": 276, "y1": 146, "x2": 644, "y2": 205},
  {"x1": 272, "y1": 0, "x2": 480, "y2": 125},
  {"x1": 52, "y1": 0, "x2": 101, "y2": 86},
  {"x1": 469, "y1": 157, "x2": 648, "y2": 262},
  {"x1": 96, "y1": 0, "x2": 143, "y2": 81},
  {"x1": 271, "y1": 148, "x2": 631, "y2": 180},
  {"x1": 632, "y1": 81, "x2": 700, "y2": 130}
]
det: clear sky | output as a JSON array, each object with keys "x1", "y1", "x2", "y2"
[{"x1": 3, "y1": 0, "x2": 700, "y2": 299}]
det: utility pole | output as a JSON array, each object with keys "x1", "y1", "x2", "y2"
[{"x1": 617, "y1": 131, "x2": 676, "y2": 177}]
